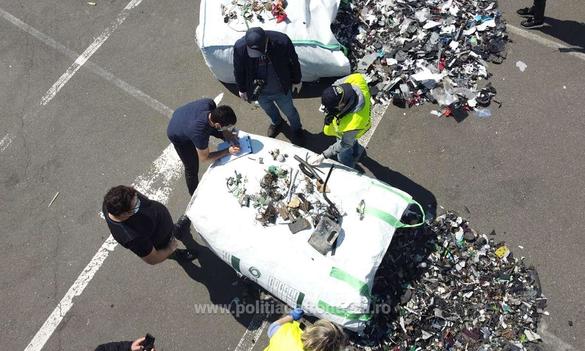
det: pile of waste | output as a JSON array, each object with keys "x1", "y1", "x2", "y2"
[
  {"x1": 225, "y1": 150, "x2": 341, "y2": 233},
  {"x1": 332, "y1": 0, "x2": 507, "y2": 116},
  {"x1": 353, "y1": 212, "x2": 546, "y2": 350},
  {"x1": 221, "y1": 0, "x2": 287, "y2": 24}
]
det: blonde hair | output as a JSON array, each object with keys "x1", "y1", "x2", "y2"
[{"x1": 301, "y1": 319, "x2": 347, "y2": 351}]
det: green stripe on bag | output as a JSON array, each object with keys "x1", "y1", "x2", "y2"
[
  {"x1": 317, "y1": 301, "x2": 371, "y2": 321},
  {"x1": 231, "y1": 256, "x2": 241, "y2": 274},
  {"x1": 330, "y1": 267, "x2": 371, "y2": 298},
  {"x1": 296, "y1": 292, "x2": 305, "y2": 308}
]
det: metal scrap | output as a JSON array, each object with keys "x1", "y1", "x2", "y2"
[{"x1": 351, "y1": 211, "x2": 547, "y2": 350}]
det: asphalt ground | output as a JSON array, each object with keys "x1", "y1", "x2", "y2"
[{"x1": 0, "y1": 1, "x2": 584, "y2": 350}]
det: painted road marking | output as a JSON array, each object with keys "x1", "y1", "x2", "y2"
[
  {"x1": 233, "y1": 313, "x2": 271, "y2": 351},
  {"x1": 38, "y1": 0, "x2": 144, "y2": 106},
  {"x1": 0, "y1": 6, "x2": 172, "y2": 118},
  {"x1": 507, "y1": 24, "x2": 585, "y2": 62},
  {"x1": 23, "y1": 144, "x2": 182, "y2": 351}
]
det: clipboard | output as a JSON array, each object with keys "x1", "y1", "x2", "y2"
[{"x1": 218, "y1": 134, "x2": 252, "y2": 163}]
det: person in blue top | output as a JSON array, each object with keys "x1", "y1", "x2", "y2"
[
  {"x1": 167, "y1": 99, "x2": 240, "y2": 195},
  {"x1": 233, "y1": 27, "x2": 304, "y2": 144}
]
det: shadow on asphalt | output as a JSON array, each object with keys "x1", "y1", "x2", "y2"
[
  {"x1": 173, "y1": 233, "x2": 259, "y2": 328},
  {"x1": 220, "y1": 77, "x2": 340, "y2": 100},
  {"x1": 541, "y1": 17, "x2": 585, "y2": 53},
  {"x1": 359, "y1": 154, "x2": 438, "y2": 220}
]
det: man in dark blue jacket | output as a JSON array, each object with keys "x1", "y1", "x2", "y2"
[{"x1": 233, "y1": 27, "x2": 304, "y2": 142}]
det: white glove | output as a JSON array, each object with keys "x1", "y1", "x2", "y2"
[
  {"x1": 238, "y1": 91, "x2": 248, "y2": 101},
  {"x1": 308, "y1": 154, "x2": 325, "y2": 166},
  {"x1": 292, "y1": 82, "x2": 302, "y2": 94}
]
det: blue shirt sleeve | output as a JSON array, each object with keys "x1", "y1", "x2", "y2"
[{"x1": 267, "y1": 321, "x2": 282, "y2": 338}]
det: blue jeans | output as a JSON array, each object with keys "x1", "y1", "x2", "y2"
[
  {"x1": 257, "y1": 91, "x2": 302, "y2": 131},
  {"x1": 337, "y1": 140, "x2": 364, "y2": 168}
]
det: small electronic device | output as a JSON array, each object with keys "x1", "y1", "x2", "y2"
[{"x1": 142, "y1": 333, "x2": 155, "y2": 351}]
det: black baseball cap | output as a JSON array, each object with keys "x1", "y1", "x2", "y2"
[
  {"x1": 245, "y1": 27, "x2": 267, "y2": 58},
  {"x1": 321, "y1": 83, "x2": 357, "y2": 117}
]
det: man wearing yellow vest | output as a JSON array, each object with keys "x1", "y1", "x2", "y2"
[
  {"x1": 309, "y1": 73, "x2": 371, "y2": 168},
  {"x1": 264, "y1": 308, "x2": 347, "y2": 351}
]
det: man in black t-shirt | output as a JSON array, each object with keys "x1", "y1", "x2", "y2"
[
  {"x1": 103, "y1": 185, "x2": 195, "y2": 264},
  {"x1": 167, "y1": 99, "x2": 240, "y2": 195}
]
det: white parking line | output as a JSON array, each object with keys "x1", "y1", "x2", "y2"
[
  {"x1": 507, "y1": 24, "x2": 585, "y2": 62},
  {"x1": 38, "y1": 0, "x2": 144, "y2": 106},
  {"x1": 23, "y1": 144, "x2": 182, "y2": 351},
  {"x1": 234, "y1": 313, "x2": 271, "y2": 351}
]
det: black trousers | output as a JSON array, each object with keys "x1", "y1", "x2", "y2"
[
  {"x1": 173, "y1": 142, "x2": 199, "y2": 195},
  {"x1": 533, "y1": 0, "x2": 546, "y2": 21}
]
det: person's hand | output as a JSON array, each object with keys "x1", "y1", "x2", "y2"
[
  {"x1": 228, "y1": 145, "x2": 241, "y2": 155},
  {"x1": 238, "y1": 91, "x2": 248, "y2": 102},
  {"x1": 308, "y1": 154, "x2": 325, "y2": 166},
  {"x1": 289, "y1": 308, "x2": 304, "y2": 321},
  {"x1": 130, "y1": 337, "x2": 146, "y2": 351},
  {"x1": 292, "y1": 82, "x2": 302, "y2": 94}
]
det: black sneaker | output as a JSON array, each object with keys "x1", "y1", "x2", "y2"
[
  {"x1": 172, "y1": 215, "x2": 191, "y2": 241},
  {"x1": 267, "y1": 123, "x2": 283, "y2": 138},
  {"x1": 516, "y1": 7, "x2": 534, "y2": 17},
  {"x1": 521, "y1": 17, "x2": 545, "y2": 29},
  {"x1": 171, "y1": 248, "x2": 197, "y2": 262}
]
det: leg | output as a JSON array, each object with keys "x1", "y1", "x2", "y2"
[
  {"x1": 337, "y1": 138, "x2": 357, "y2": 168},
  {"x1": 257, "y1": 94, "x2": 284, "y2": 127},
  {"x1": 533, "y1": 0, "x2": 546, "y2": 21},
  {"x1": 172, "y1": 143, "x2": 199, "y2": 195},
  {"x1": 274, "y1": 91, "x2": 302, "y2": 131}
]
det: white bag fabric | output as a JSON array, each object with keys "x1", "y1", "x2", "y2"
[
  {"x1": 186, "y1": 133, "x2": 423, "y2": 331},
  {"x1": 195, "y1": 0, "x2": 351, "y2": 83}
]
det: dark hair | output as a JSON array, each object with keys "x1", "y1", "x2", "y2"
[
  {"x1": 103, "y1": 185, "x2": 136, "y2": 216},
  {"x1": 210, "y1": 105, "x2": 237, "y2": 126}
]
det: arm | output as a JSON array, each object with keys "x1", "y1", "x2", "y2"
[
  {"x1": 286, "y1": 36, "x2": 302, "y2": 84},
  {"x1": 233, "y1": 43, "x2": 247, "y2": 93},
  {"x1": 322, "y1": 130, "x2": 359, "y2": 159},
  {"x1": 196, "y1": 145, "x2": 239, "y2": 163},
  {"x1": 267, "y1": 315, "x2": 294, "y2": 338},
  {"x1": 141, "y1": 239, "x2": 177, "y2": 265}
]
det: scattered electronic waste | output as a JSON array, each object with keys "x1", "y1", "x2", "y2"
[
  {"x1": 348, "y1": 211, "x2": 546, "y2": 350},
  {"x1": 332, "y1": 0, "x2": 507, "y2": 116},
  {"x1": 221, "y1": 0, "x2": 287, "y2": 24}
]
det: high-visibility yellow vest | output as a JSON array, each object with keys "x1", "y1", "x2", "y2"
[
  {"x1": 263, "y1": 322, "x2": 304, "y2": 351},
  {"x1": 323, "y1": 73, "x2": 371, "y2": 139}
]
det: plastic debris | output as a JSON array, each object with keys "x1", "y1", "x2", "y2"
[
  {"x1": 331, "y1": 0, "x2": 508, "y2": 115},
  {"x1": 350, "y1": 211, "x2": 547, "y2": 350},
  {"x1": 516, "y1": 60, "x2": 528, "y2": 72}
]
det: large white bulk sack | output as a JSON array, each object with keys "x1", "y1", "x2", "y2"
[
  {"x1": 186, "y1": 133, "x2": 424, "y2": 331},
  {"x1": 195, "y1": 0, "x2": 351, "y2": 83}
]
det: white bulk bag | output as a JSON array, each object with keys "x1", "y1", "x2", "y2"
[
  {"x1": 195, "y1": 0, "x2": 351, "y2": 83},
  {"x1": 186, "y1": 133, "x2": 424, "y2": 331}
]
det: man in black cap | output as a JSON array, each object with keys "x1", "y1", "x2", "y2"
[
  {"x1": 309, "y1": 73, "x2": 371, "y2": 168},
  {"x1": 233, "y1": 27, "x2": 304, "y2": 142},
  {"x1": 517, "y1": 0, "x2": 546, "y2": 28}
]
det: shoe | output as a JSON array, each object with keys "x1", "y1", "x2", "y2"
[
  {"x1": 172, "y1": 248, "x2": 197, "y2": 261},
  {"x1": 267, "y1": 123, "x2": 283, "y2": 138},
  {"x1": 516, "y1": 7, "x2": 534, "y2": 17},
  {"x1": 521, "y1": 17, "x2": 545, "y2": 29},
  {"x1": 172, "y1": 215, "x2": 191, "y2": 240}
]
